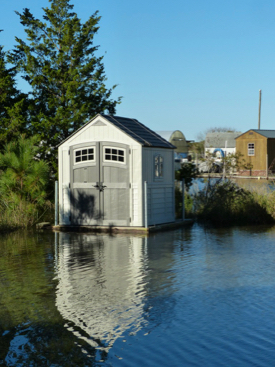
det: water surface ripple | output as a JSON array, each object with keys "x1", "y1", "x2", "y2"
[{"x1": 1, "y1": 225, "x2": 275, "y2": 366}]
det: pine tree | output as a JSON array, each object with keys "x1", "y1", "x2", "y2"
[
  {"x1": 8, "y1": 0, "x2": 121, "y2": 172},
  {"x1": 0, "y1": 135, "x2": 50, "y2": 227},
  {"x1": 0, "y1": 41, "x2": 29, "y2": 151}
]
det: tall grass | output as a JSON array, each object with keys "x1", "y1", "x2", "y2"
[
  {"x1": 187, "y1": 179, "x2": 275, "y2": 226},
  {"x1": 0, "y1": 199, "x2": 54, "y2": 232},
  {"x1": 175, "y1": 186, "x2": 193, "y2": 219}
]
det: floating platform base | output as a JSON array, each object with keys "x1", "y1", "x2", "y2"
[{"x1": 53, "y1": 219, "x2": 194, "y2": 235}]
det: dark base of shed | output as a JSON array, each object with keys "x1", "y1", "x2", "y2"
[{"x1": 52, "y1": 219, "x2": 194, "y2": 235}]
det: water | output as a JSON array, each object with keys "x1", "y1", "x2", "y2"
[{"x1": 1, "y1": 225, "x2": 275, "y2": 366}]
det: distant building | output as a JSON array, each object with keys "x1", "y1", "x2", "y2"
[
  {"x1": 205, "y1": 131, "x2": 242, "y2": 158},
  {"x1": 235, "y1": 129, "x2": 275, "y2": 176},
  {"x1": 157, "y1": 130, "x2": 188, "y2": 169}
]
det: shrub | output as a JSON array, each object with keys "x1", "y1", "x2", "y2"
[
  {"x1": 193, "y1": 179, "x2": 274, "y2": 226},
  {"x1": 175, "y1": 186, "x2": 194, "y2": 219},
  {"x1": 0, "y1": 135, "x2": 52, "y2": 229}
]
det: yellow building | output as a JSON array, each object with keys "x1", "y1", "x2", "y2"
[{"x1": 235, "y1": 129, "x2": 275, "y2": 176}]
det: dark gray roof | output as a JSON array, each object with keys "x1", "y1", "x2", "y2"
[
  {"x1": 240, "y1": 129, "x2": 275, "y2": 139},
  {"x1": 102, "y1": 115, "x2": 175, "y2": 148},
  {"x1": 205, "y1": 132, "x2": 242, "y2": 148},
  {"x1": 59, "y1": 114, "x2": 175, "y2": 149}
]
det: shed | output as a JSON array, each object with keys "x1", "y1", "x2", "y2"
[
  {"x1": 235, "y1": 129, "x2": 275, "y2": 175},
  {"x1": 205, "y1": 131, "x2": 242, "y2": 157},
  {"x1": 58, "y1": 114, "x2": 176, "y2": 228}
]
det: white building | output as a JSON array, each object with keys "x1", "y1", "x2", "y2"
[
  {"x1": 58, "y1": 114, "x2": 176, "y2": 228},
  {"x1": 205, "y1": 131, "x2": 242, "y2": 158}
]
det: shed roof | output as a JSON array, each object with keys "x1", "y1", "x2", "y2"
[
  {"x1": 236, "y1": 129, "x2": 275, "y2": 139},
  {"x1": 59, "y1": 114, "x2": 175, "y2": 149},
  {"x1": 205, "y1": 132, "x2": 242, "y2": 148}
]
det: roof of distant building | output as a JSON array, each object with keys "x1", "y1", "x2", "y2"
[
  {"x1": 205, "y1": 131, "x2": 242, "y2": 148},
  {"x1": 236, "y1": 129, "x2": 275, "y2": 139}
]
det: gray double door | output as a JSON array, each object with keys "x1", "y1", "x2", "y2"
[{"x1": 70, "y1": 142, "x2": 130, "y2": 226}]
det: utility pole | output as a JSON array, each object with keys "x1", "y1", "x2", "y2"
[{"x1": 258, "y1": 89, "x2": 262, "y2": 129}]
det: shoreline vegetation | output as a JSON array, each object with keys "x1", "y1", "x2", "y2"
[
  {"x1": 1, "y1": 150, "x2": 275, "y2": 232},
  {"x1": 177, "y1": 177, "x2": 275, "y2": 226},
  {"x1": 2, "y1": 176, "x2": 275, "y2": 233}
]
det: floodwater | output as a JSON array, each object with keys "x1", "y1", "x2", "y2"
[{"x1": 1, "y1": 225, "x2": 275, "y2": 366}]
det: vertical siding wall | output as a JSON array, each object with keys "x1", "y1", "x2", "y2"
[
  {"x1": 58, "y1": 117, "x2": 144, "y2": 226},
  {"x1": 236, "y1": 131, "x2": 267, "y2": 172},
  {"x1": 143, "y1": 148, "x2": 175, "y2": 225}
]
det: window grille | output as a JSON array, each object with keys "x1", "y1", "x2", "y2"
[
  {"x1": 248, "y1": 143, "x2": 255, "y2": 156},
  {"x1": 154, "y1": 155, "x2": 163, "y2": 178},
  {"x1": 104, "y1": 148, "x2": 125, "y2": 163},
  {"x1": 75, "y1": 148, "x2": 95, "y2": 163}
]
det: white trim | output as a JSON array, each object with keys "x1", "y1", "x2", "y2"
[
  {"x1": 74, "y1": 146, "x2": 96, "y2": 164},
  {"x1": 248, "y1": 143, "x2": 255, "y2": 156},
  {"x1": 154, "y1": 154, "x2": 164, "y2": 180},
  {"x1": 103, "y1": 146, "x2": 126, "y2": 164}
]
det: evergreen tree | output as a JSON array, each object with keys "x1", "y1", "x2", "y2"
[
  {"x1": 0, "y1": 135, "x2": 50, "y2": 227},
  {"x1": 0, "y1": 40, "x2": 29, "y2": 151},
  {"x1": 8, "y1": 0, "x2": 121, "y2": 172}
]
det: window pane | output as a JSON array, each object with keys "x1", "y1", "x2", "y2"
[
  {"x1": 82, "y1": 156, "x2": 87, "y2": 161},
  {"x1": 88, "y1": 148, "x2": 93, "y2": 154},
  {"x1": 154, "y1": 154, "x2": 163, "y2": 178},
  {"x1": 118, "y1": 150, "x2": 124, "y2": 156},
  {"x1": 105, "y1": 154, "x2": 111, "y2": 160},
  {"x1": 118, "y1": 156, "x2": 124, "y2": 162},
  {"x1": 88, "y1": 155, "x2": 94, "y2": 160},
  {"x1": 105, "y1": 148, "x2": 111, "y2": 154},
  {"x1": 159, "y1": 162, "x2": 163, "y2": 176},
  {"x1": 112, "y1": 155, "x2": 118, "y2": 161},
  {"x1": 112, "y1": 149, "x2": 117, "y2": 154},
  {"x1": 75, "y1": 151, "x2": 81, "y2": 156},
  {"x1": 76, "y1": 157, "x2": 81, "y2": 162},
  {"x1": 82, "y1": 149, "x2": 87, "y2": 155}
]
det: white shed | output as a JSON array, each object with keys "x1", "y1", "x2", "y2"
[{"x1": 58, "y1": 114, "x2": 176, "y2": 228}]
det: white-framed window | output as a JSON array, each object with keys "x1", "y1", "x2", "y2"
[
  {"x1": 248, "y1": 143, "x2": 255, "y2": 156},
  {"x1": 154, "y1": 154, "x2": 163, "y2": 178},
  {"x1": 75, "y1": 147, "x2": 95, "y2": 163},
  {"x1": 104, "y1": 147, "x2": 125, "y2": 163}
]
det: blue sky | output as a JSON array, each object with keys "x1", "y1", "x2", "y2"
[{"x1": 1, "y1": 0, "x2": 275, "y2": 140}]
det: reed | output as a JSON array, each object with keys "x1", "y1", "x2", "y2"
[{"x1": 191, "y1": 179, "x2": 275, "y2": 226}]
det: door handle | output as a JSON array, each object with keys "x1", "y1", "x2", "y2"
[
  {"x1": 99, "y1": 182, "x2": 107, "y2": 192},
  {"x1": 93, "y1": 182, "x2": 107, "y2": 191}
]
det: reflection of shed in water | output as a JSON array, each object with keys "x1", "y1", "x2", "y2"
[{"x1": 55, "y1": 233, "x2": 148, "y2": 351}]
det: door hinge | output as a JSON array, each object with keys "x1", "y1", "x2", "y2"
[
  {"x1": 68, "y1": 150, "x2": 70, "y2": 155},
  {"x1": 129, "y1": 183, "x2": 131, "y2": 188},
  {"x1": 129, "y1": 217, "x2": 131, "y2": 223},
  {"x1": 68, "y1": 183, "x2": 70, "y2": 188},
  {"x1": 129, "y1": 149, "x2": 131, "y2": 154}
]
